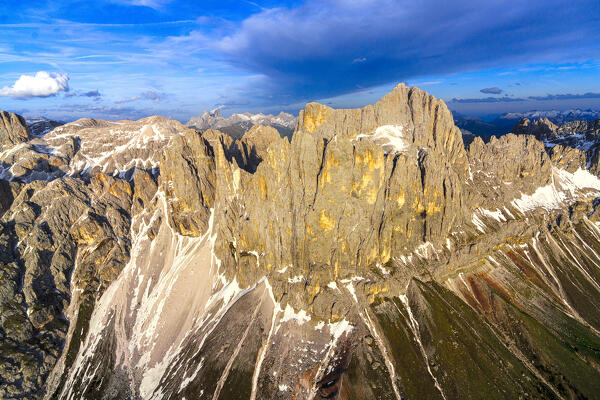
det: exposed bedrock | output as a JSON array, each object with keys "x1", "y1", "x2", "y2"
[{"x1": 1, "y1": 84, "x2": 600, "y2": 398}]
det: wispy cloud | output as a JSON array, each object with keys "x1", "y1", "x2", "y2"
[
  {"x1": 418, "y1": 81, "x2": 443, "y2": 86},
  {"x1": 451, "y1": 96, "x2": 525, "y2": 103},
  {"x1": 141, "y1": 90, "x2": 164, "y2": 102},
  {"x1": 109, "y1": 0, "x2": 174, "y2": 10},
  {"x1": 451, "y1": 92, "x2": 600, "y2": 104},
  {"x1": 115, "y1": 90, "x2": 165, "y2": 104}
]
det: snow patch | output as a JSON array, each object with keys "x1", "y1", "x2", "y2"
[
  {"x1": 556, "y1": 167, "x2": 600, "y2": 193},
  {"x1": 511, "y1": 167, "x2": 600, "y2": 213},
  {"x1": 415, "y1": 241, "x2": 435, "y2": 258},
  {"x1": 344, "y1": 282, "x2": 358, "y2": 302},
  {"x1": 376, "y1": 263, "x2": 390, "y2": 275},
  {"x1": 280, "y1": 304, "x2": 311, "y2": 325},
  {"x1": 355, "y1": 125, "x2": 407, "y2": 153},
  {"x1": 287, "y1": 275, "x2": 304, "y2": 283},
  {"x1": 277, "y1": 265, "x2": 290, "y2": 273},
  {"x1": 478, "y1": 207, "x2": 507, "y2": 222},
  {"x1": 327, "y1": 319, "x2": 353, "y2": 340}
]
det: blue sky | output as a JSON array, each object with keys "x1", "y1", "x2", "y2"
[{"x1": 0, "y1": 0, "x2": 599, "y2": 121}]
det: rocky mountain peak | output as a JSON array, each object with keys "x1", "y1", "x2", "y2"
[
  {"x1": 0, "y1": 110, "x2": 31, "y2": 146},
  {"x1": 185, "y1": 107, "x2": 224, "y2": 129},
  {"x1": 512, "y1": 116, "x2": 558, "y2": 140},
  {"x1": 296, "y1": 83, "x2": 468, "y2": 178}
]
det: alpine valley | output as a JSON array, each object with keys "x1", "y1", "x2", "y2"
[{"x1": 2, "y1": 84, "x2": 600, "y2": 400}]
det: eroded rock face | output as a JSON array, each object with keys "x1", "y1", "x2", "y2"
[
  {"x1": 0, "y1": 111, "x2": 30, "y2": 147},
  {"x1": 514, "y1": 116, "x2": 600, "y2": 177},
  {"x1": 193, "y1": 84, "x2": 472, "y2": 318},
  {"x1": 2, "y1": 84, "x2": 600, "y2": 399},
  {"x1": 467, "y1": 133, "x2": 553, "y2": 209},
  {"x1": 0, "y1": 174, "x2": 137, "y2": 398},
  {"x1": 161, "y1": 129, "x2": 216, "y2": 236},
  {"x1": 26, "y1": 117, "x2": 63, "y2": 137},
  {"x1": 512, "y1": 117, "x2": 558, "y2": 140}
]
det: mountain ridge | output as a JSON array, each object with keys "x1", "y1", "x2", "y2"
[
  {"x1": 186, "y1": 108, "x2": 297, "y2": 139},
  {"x1": 454, "y1": 108, "x2": 600, "y2": 140},
  {"x1": 1, "y1": 84, "x2": 600, "y2": 399}
]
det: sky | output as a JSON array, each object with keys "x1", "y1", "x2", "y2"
[{"x1": 0, "y1": 0, "x2": 599, "y2": 122}]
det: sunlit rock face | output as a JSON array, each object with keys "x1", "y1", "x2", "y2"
[{"x1": 1, "y1": 84, "x2": 600, "y2": 399}]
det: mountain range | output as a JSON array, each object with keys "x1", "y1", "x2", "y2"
[
  {"x1": 454, "y1": 108, "x2": 600, "y2": 140},
  {"x1": 186, "y1": 108, "x2": 297, "y2": 139},
  {"x1": 1, "y1": 85, "x2": 600, "y2": 399}
]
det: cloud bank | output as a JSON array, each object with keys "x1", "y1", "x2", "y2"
[
  {"x1": 451, "y1": 92, "x2": 600, "y2": 104},
  {"x1": 205, "y1": 0, "x2": 600, "y2": 104},
  {"x1": 528, "y1": 92, "x2": 600, "y2": 101},
  {"x1": 0, "y1": 71, "x2": 70, "y2": 99},
  {"x1": 451, "y1": 96, "x2": 525, "y2": 103}
]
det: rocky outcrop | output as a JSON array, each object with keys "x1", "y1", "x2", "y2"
[
  {"x1": 0, "y1": 111, "x2": 30, "y2": 147},
  {"x1": 514, "y1": 116, "x2": 600, "y2": 142},
  {"x1": 161, "y1": 128, "x2": 216, "y2": 236},
  {"x1": 26, "y1": 117, "x2": 63, "y2": 137},
  {"x1": 557, "y1": 118, "x2": 600, "y2": 136},
  {"x1": 512, "y1": 117, "x2": 558, "y2": 140},
  {"x1": 514, "y1": 116, "x2": 600, "y2": 176},
  {"x1": 0, "y1": 173, "x2": 136, "y2": 398},
  {"x1": 467, "y1": 133, "x2": 553, "y2": 208}
]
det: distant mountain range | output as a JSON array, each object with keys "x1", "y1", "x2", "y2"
[
  {"x1": 454, "y1": 108, "x2": 600, "y2": 141},
  {"x1": 186, "y1": 108, "x2": 297, "y2": 139},
  {"x1": 500, "y1": 109, "x2": 600, "y2": 124}
]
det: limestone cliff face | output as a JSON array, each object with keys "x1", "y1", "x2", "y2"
[
  {"x1": 161, "y1": 84, "x2": 472, "y2": 316},
  {"x1": 2, "y1": 85, "x2": 600, "y2": 399}
]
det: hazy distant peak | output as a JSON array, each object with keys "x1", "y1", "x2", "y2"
[{"x1": 186, "y1": 109, "x2": 297, "y2": 139}]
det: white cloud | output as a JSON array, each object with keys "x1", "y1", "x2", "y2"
[{"x1": 0, "y1": 71, "x2": 69, "y2": 98}]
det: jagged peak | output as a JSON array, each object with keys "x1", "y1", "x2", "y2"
[
  {"x1": 294, "y1": 83, "x2": 468, "y2": 180},
  {"x1": 0, "y1": 110, "x2": 31, "y2": 146},
  {"x1": 512, "y1": 116, "x2": 558, "y2": 140}
]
